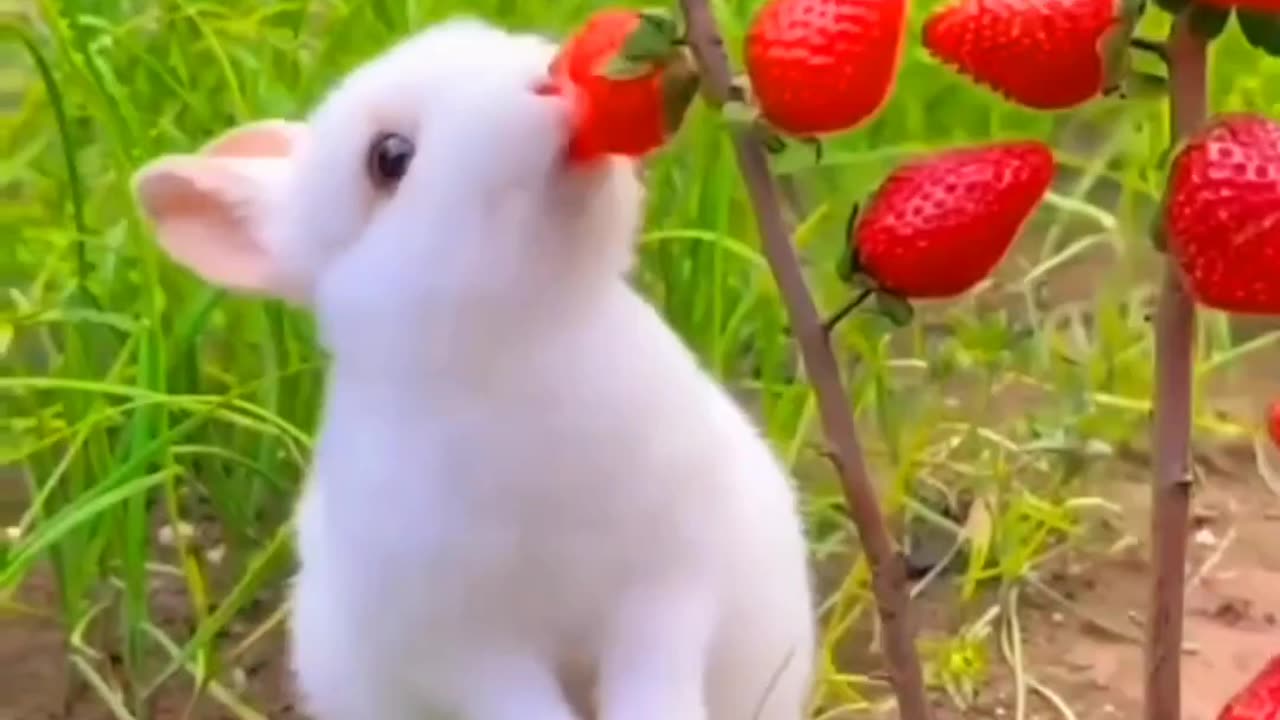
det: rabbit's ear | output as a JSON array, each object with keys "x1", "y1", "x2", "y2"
[
  {"x1": 200, "y1": 119, "x2": 308, "y2": 159},
  {"x1": 131, "y1": 121, "x2": 308, "y2": 300}
]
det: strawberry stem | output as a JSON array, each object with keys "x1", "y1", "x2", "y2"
[
  {"x1": 679, "y1": 1, "x2": 935, "y2": 718},
  {"x1": 803, "y1": 136, "x2": 824, "y2": 164},
  {"x1": 822, "y1": 288, "x2": 875, "y2": 334},
  {"x1": 1144, "y1": 12, "x2": 1207, "y2": 720}
]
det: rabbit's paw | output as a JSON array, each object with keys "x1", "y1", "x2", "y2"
[
  {"x1": 596, "y1": 586, "x2": 713, "y2": 720},
  {"x1": 450, "y1": 653, "x2": 582, "y2": 720}
]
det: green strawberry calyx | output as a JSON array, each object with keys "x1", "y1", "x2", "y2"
[
  {"x1": 596, "y1": 9, "x2": 703, "y2": 137},
  {"x1": 837, "y1": 202, "x2": 864, "y2": 284},
  {"x1": 659, "y1": 49, "x2": 702, "y2": 135},
  {"x1": 600, "y1": 8, "x2": 685, "y2": 80},
  {"x1": 834, "y1": 202, "x2": 916, "y2": 329},
  {"x1": 1238, "y1": 7, "x2": 1280, "y2": 58},
  {"x1": 1188, "y1": 2, "x2": 1232, "y2": 42},
  {"x1": 1150, "y1": 0, "x2": 1189, "y2": 15},
  {"x1": 714, "y1": 79, "x2": 793, "y2": 155},
  {"x1": 1098, "y1": 0, "x2": 1149, "y2": 96}
]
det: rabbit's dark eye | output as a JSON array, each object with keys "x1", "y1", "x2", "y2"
[{"x1": 367, "y1": 132, "x2": 414, "y2": 188}]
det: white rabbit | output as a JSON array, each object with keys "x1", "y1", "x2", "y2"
[{"x1": 131, "y1": 16, "x2": 816, "y2": 720}]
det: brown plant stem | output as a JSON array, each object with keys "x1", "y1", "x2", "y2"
[
  {"x1": 1144, "y1": 13, "x2": 1207, "y2": 720},
  {"x1": 677, "y1": 2, "x2": 933, "y2": 718}
]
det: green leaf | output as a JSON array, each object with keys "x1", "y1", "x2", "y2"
[
  {"x1": 1188, "y1": 2, "x2": 1232, "y2": 41},
  {"x1": 0, "y1": 322, "x2": 11, "y2": 357},
  {"x1": 874, "y1": 291, "x2": 915, "y2": 327},
  {"x1": 1237, "y1": 8, "x2": 1280, "y2": 57}
]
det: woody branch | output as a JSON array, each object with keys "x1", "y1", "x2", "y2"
[
  {"x1": 677, "y1": 1, "x2": 934, "y2": 718},
  {"x1": 1144, "y1": 10, "x2": 1208, "y2": 720}
]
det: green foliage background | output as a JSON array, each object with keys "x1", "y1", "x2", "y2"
[{"x1": 3, "y1": 0, "x2": 1280, "y2": 716}]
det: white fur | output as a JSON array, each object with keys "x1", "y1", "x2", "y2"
[{"x1": 146, "y1": 16, "x2": 817, "y2": 719}]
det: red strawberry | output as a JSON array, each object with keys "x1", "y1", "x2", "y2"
[
  {"x1": 923, "y1": 0, "x2": 1146, "y2": 110},
  {"x1": 1162, "y1": 113, "x2": 1280, "y2": 315},
  {"x1": 1218, "y1": 654, "x2": 1280, "y2": 719},
  {"x1": 543, "y1": 9, "x2": 700, "y2": 164},
  {"x1": 845, "y1": 141, "x2": 1055, "y2": 299},
  {"x1": 744, "y1": 0, "x2": 908, "y2": 137}
]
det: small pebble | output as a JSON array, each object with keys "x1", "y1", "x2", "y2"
[
  {"x1": 206, "y1": 543, "x2": 226, "y2": 565},
  {"x1": 1193, "y1": 527, "x2": 1218, "y2": 547},
  {"x1": 158, "y1": 521, "x2": 195, "y2": 546}
]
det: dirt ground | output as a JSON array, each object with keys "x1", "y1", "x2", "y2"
[{"x1": 928, "y1": 445, "x2": 1280, "y2": 720}]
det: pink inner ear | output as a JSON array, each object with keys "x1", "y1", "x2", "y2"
[
  {"x1": 158, "y1": 216, "x2": 279, "y2": 293},
  {"x1": 133, "y1": 160, "x2": 288, "y2": 298},
  {"x1": 201, "y1": 120, "x2": 308, "y2": 159},
  {"x1": 145, "y1": 172, "x2": 275, "y2": 287}
]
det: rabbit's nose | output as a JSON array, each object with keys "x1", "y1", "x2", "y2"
[
  {"x1": 530, "y1": 76, "x2": 589, "y2": 153},
  {"x1": 532, "y1": 77, "x2": 562, "y2": 97}
]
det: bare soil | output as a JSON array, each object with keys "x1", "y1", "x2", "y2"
[{"x1": 929, "y1": 445, "x2": 1280, "y2": 720}]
